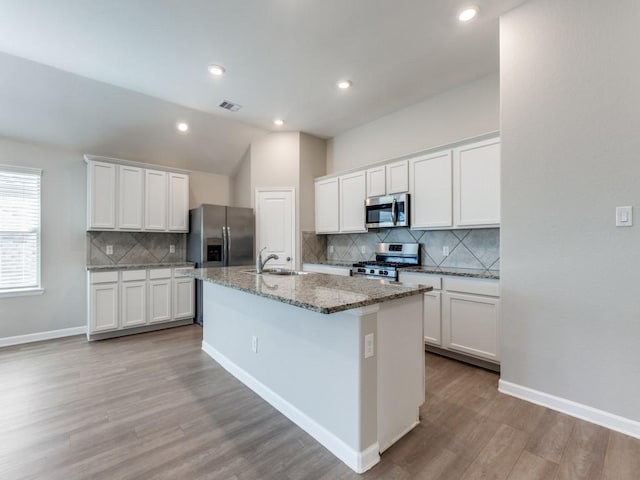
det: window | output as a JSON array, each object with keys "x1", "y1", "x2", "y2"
[{"x1": 0, "y1": 165, "x2": 42, "y2": 296}]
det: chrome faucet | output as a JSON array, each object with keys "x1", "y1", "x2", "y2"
[{"x1": 256, "y1": 247, "x2": 279, "y2": 274}]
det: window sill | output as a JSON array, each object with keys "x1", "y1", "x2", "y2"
[{"x1": 0, "y1": 288, "x2": 45, "y2": 299}]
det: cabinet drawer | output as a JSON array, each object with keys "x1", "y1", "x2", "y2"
[
  {"x1": 399, "y1": 272, "x2": 442, "y2": 290},
  {"x1": 121, "y1": 269, "x2": 147, "y2": 282},
  {"x1": 443, "y1": 277, "x2": 499, "y2": 297},
  {"x1": 174, "y1": 267, "x2": 195, "y2": 278},
  {"x1": 90, "y1": 271, "x2": 119, "y2": 284},
  {"x1": 149, "y1": 268, "x2": 172, "y2": 280}
]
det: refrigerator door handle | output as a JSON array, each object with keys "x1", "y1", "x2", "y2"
[
  {"x1": 227, "y1": 227, "x2": 231, "y2": 264},
  {"x1": 222, "y1": 226, "x2": 228, "y2": 266}
]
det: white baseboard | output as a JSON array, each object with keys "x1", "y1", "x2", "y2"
[
  {"x1": 202, "y1": 341, "x2": 380, "y2": 473},
  {"x1": 499, "y1": 379, "x2": 640, "y2": 439},
  {"x1": 0, "y1": 326, "x2": 86, "y2": 348}
]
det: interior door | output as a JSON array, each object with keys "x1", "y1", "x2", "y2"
[{"x1": 255, "y1": 189, "x2": 295, "y2": 269}]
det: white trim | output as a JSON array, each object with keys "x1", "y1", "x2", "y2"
[
  {"x1": 499, "y1": 379, "x2": 640, "y2": 440},
  {"x1": 0, "y1": 287, "x2": 44, "y2": 298},
  {"x1": 0, "y1": 164, "x2": 42, "y2": 175},
  {"x1": 0, "y1": 326, "x2": 86, "y2": 348},
  {"x1": 84, "y1": 154, "x2": 191, "y2": 175},
  {"x1": 202, "y1": 340, "x2": 380, "y2": 473}
]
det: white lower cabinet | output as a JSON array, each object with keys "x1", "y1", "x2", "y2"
[
  {"x1": 173, "y1": 275, "x2": 195, "y2": 320},
  {"x1": 90, "y1": 282, "x2": 119, "y2": 333},
  {"x1": 443, "y1": 292, "x2": 500, "y2": 362},
  {"x1": 88, "y1": 267, "x2": 194, "y2": 337},
  {"x1": 399, "y1": 272, "x2": 500, "y2": 365},
  {"x1": 121, "y1": 271, "x2": 147, "y2": 328}
]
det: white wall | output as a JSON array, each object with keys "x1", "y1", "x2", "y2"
[
  {"x1": 232, "y1": 148, "x2": 251, "y2": 208},
  {"x1": 189, "y1": 170, "x2": 231, "y2": 208},
  {"x1": 299, "y1": 133, "x2": 327, "y2": 232},
  {"x1": 327, "y1": 73, "x2": 499, "y2": 173},
  {"x1": 0, "y1": 138, "x2": 86, "y2": 338},
  {"x1": 501, "y1": 0, "x2": 640, "y2": 422}
]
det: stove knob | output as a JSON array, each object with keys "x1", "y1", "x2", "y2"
[
  {"x1": 382, "y1": 270, "x2": 388, "y2": 275},
  {"x1": 369, "y1": 269, "x2": 375, "y2": 274}
]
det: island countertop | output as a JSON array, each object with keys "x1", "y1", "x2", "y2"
[{"x1": 184, "y1": 266, "x2": 432, "y2": 314}]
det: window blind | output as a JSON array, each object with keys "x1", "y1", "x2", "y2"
[{"x1": 0, "y1": 166, "x2": 41, "y2": 292}]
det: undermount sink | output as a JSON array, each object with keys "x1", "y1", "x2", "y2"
[{"x1": 242, "y1": 268, "x2": 311, "y2": 276}]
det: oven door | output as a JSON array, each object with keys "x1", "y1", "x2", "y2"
[{"x1": 365, "y1": 194, "x2": 409, "y2": 228}]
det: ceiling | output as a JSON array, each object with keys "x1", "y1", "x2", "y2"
[{"x1": 0, "y1": 0, "x2": 527, "y2": 175}]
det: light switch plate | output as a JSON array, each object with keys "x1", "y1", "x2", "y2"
[
  {"x1": 616, "y1": 206, "x2": 633, "y2": 227},
  {"x1": 169, "y1": 244, "x2": 176, "y2": 254},
  {"x1": 442, "y1": 246, "x2": 450, "y2": 256}
]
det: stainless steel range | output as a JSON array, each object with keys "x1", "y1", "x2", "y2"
[{"x1": 351, "y1": 243, "x2": 420, "y2": 280}]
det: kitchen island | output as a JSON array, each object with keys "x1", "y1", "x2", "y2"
[{"x1": 183, "y1": 266, "x2": 431, "y2": 473}]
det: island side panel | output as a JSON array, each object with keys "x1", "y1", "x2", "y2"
[
  {"x1": 201, "y1": 281, "x2": 378, "y2": 462},
  {"x1": 377, "y1": 294, "x2": 424, "y2": 453}
]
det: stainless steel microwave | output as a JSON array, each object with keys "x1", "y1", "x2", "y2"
[{"x1": 365, "y1": 193, "x2": 410, "y2": 228}]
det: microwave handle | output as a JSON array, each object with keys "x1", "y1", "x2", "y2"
[{"x1": 391, "y1": 198, "x2": 398, "y2": 225}]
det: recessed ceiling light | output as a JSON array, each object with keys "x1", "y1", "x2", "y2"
[
  {"x1": 176, "y1": 122, "x2": 189, "y2": 133},
  {"x1": 273, "y1": 119, "x2": 284, "y2": 126},
  {"x1": 458, "y1": 6, "x2": 479, "y2": 22},
  {"x1": 208, "y1": 64, "x2": 226, "y2": 76},
  {"x1": 337, "y1": 80, "x2": 352, "y2": 89}
]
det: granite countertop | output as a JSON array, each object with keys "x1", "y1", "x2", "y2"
[
  {"x1": 402, "y1": 266, "x2": 500, "y2": 280},
  {"x1": 183, "y1": 266, "x2": 432, "y2": 314},
  {"x1": 86, "y1": 262, "x2": 196, "y2": 272}
]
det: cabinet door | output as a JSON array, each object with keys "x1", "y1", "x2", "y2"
[
  {"x1": 366, "y1": 166, "x2": 386, "y2": 197},
  {"x1": 386, "y1": 160, "x2": 409, "y2": 194},
  {"x1": 148, "y1": 279, "x2": 172, "y2": 323},
  {"x1": 453, "y1": 138, "x2": 500, "y2": 226},
  {"x1": 443, "y1": 292, "x2": 500, "y2": 362},
  {"x1": 423, "y1": 291, "x2": 442, "y2": 346},
  {"x1": 87, "y1": 161, "x2": 116, "y2": 230},
  {"x1": 118, "y1": 165, "x2": 144, "y2": 230},
  {"x1": 411, "y1": 151, "x2": 452, "y2": 229},
  {"x1": 339, "y1": 171, "x2": 367, "y2": 233},
  {"x1": 90, "y1": 283, "x2": 118, "y2": 332},
  {"x1": 173, "y1": 277, "x2": 195, "y2": 319},
  {"x1": 315, "y1": 178, "x2": 339, "y2": 233},
  {"x1": 145, "y1": 170, "x2": 168, "y2": 231},
  {"x1": 168, "y1": 173, "x2": 189, "y2": 232},
  {"x1": 121, "y1": 280, "x2": 147, "y2": 327}
]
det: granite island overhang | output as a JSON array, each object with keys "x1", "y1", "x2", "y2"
[{"x1": 182, "y1": 266, "x2": 432, "y2": 474}]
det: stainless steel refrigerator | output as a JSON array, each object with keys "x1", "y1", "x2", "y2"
[{"x1": 187, "y1": 204, "x2": 255, "y2": 324}]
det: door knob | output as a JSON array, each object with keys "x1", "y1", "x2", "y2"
[{"x1": 286, "y1": 256, "x2": 291, "y2": 262}]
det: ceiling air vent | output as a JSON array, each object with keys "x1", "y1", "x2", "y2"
[{"x1": 219, "y1": 101, "x2": 242, "y2": 112}]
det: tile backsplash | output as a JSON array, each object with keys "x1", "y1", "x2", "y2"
[
  {"x1": 303, "y1": 227, "x2": 499, "y2": 272},
  {"x1": 87, "y1": 231, "x2": 187, "y2": 266}
]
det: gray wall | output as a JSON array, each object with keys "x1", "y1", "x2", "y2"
[
  {"x1": 501, "y1": 0, "x2": 640, "y2": 421},
  {"x1": 0, "y1": 138, "x2": 86, "y2": 338},
  {"x1": 327, "y1": 73, "x2": 499, "y2": 174}
]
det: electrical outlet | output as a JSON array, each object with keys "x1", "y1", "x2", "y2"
[
  {"x1": 251, "y1": 335, "x2": 258, "y2": 353},
  {"x1": 106, "y1": 245, "x2": 113, "y2": 255},
  {"x1": 329, "y1": 245, "x2": 334, "y2": 254},
  {"x1": 442, "y1": 246, "x2": 449, "y2": 257},
  {"x1": 364, "y1": 333, "x2": 374, "y2": 359},
  {"x1": 169, "y1": 244, "x2": 176, "y2": 254},
  {"x1": 360, "y1": 246, "x2": 366, "y2": 254}
]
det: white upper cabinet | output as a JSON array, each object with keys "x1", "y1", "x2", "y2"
[
  {"x1": 168, "y1": 173, "x2": 189, "y2": 232},
  {"x1": 144, "y1": 170, "x2": 168, "y2": 231},
  {"x1": 386, "y1": 160, "x2": 409, "y2": 194},
  {"x1": 453, "y1": 138, "x2": 501, "y2": 227},
  {"x1": 339, "y1": 171, "x2": 367, "y2": 233},
  {"x1": 88, "y1": 161, "x2": 116, "y2": 230},
  {"x1": 315, "y1": 177, "x2": 340, "y2": 233},
  {"x1": 411, "y1": 150, "x2": 453, "y2": 229},
  {"x1": 118, "y1": 166, "x2": 144, "y2": 230},
  {"x1": 86, "y1": 157, "x2": 190, "y2": 232},
  {"x1": 366, "y1": 166, "x2": 386, "y2": 197}
]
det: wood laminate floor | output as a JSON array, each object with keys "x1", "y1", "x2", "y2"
[{"x1": 1, "y1": 325, "x2": 638, "y2": 480}]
